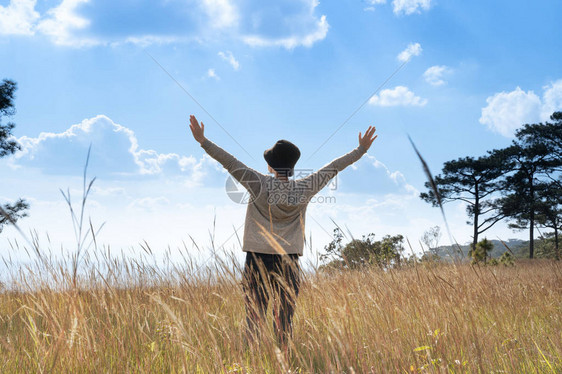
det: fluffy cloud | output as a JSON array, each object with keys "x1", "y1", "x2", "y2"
[
  {"x1": 239, "y1": 0, "x2": 328, "y2": 49},
  {"x1": 480, "y1": 80, "x2": 562, "y2": 137},
  {"x1": 364, "y1": 0, "x2": 431, "y2": 15},
  {"x1": 397, "y1": 42, "x2": 422, "y2": 62},
  {"x1": 541, "y1": 80, "x2": 562, "y2": 119},
  {"x1": 369, "y1": 86, "x2": 427, "y2": 107},
  {"x1": 33, "y1": 0, "x2": 221, "y2": 47},
  {"x1": 11, "y1": 115, "x2": 211, "y2": 182},
  {"x1": 36, "y1": 0, "x2": 96, "y2": 47},
  {"x1": 423, "y1": 65, "x2": 451, "y2": 86},
  {"x1": 392, "y1": 0, "x2": 431, "y2": 15},
  {"x1": 242, "y1": 14, "x2": 328, "y2": 49},
  {"x1": 0, "y1": 0, "x2": 40, "y2": 35},
  {"x1": 201, "y1": 0, "x2": 238, "y2": 29},
  {"x1": 218, "y1": 51, "x2": 240, "y2": 70},
  {"x1": 0, "y1": 0, "x2": 328, "y2": 49}
]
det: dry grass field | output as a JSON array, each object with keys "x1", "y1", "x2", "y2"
[{"x1": 0, "y1": 251, "x2": 561, "y2": 373}]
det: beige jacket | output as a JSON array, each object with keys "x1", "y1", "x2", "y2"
[{"x1": 201, "y1": 139, "x2": 367, "y2": 255}]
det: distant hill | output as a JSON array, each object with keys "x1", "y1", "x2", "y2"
[{"x1": 427, "y1": 238, "x2": 528, "y2": 260}]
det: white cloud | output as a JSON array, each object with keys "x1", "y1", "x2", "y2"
[
  {"x1": 201, "y1": 0, "x2": 239, "y2": 29},
  {"x1": 218, "y1": 51, "x2": 240, "y2": 70},
  {"x1": 0, "y1": 0, "x2": 328, "y2": 49},
  {"x1": 0, "y1": 114, "x2": 251, "y2": 254},
  {"x1": 541, "y1": 80, "x2": 562, "y2": 120},
  {"x1": 36, "y1": 0, "x2": 98, "y2": 47},
  {"x1": 364, "y1": 0, "x2": 386, "y2": 10},
  {"x1": 242, "y1": 14, "x2": 328, "y2": 49},
  {"x1": 480, "y1": 88, "x2": 541, "y2": 137},
  {"x1": 207, "y1": 68, "x2": 220, "y2": 80},
  {"x1": 423, "y1": 65, "x2": 451, "y2": 86},
  {"x1": 364, "y1": 154, "x2": 418, "y2": 194},
  {"x1": 117, "y1": 35, "x2": 191, "y2": 48},
  {"x1": 479, "y1": 80, "x2": 562, "y2": 137},
  {"x1": 369, "y1": 86, "x2": 427, "y2": 107},
  {"x1": 392, "y1": 0, "x2": 431, "y2": 15},
  {"x1": 0, "y1": 0, "x2": 40, "y2": 35},
  {"x1": 397, "y1": 42, "x2": 422, "y2": 62},
  {"x1": 12, "y1": 115, "x2": 210, "y2": 182}
]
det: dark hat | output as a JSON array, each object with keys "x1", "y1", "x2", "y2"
[{"x1": 264, "y1": 139, "x2": 301, "y2": 177}]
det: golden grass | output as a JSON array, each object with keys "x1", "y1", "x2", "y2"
[{"x1": 0, "y1": 256, "x2": 561, "y2": 373}]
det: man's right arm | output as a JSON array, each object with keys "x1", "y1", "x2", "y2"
[
  {"x1": 190, "y1": 115, "x2": 263, "y2": 197},
  {"x1": 201, "y1": 138, "x2": 263, "y2": 197}
]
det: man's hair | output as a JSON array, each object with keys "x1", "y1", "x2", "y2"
[{"x1": 264, "y1": 140, "x2": 301, "y2": 178}]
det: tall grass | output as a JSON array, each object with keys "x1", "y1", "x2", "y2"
[
  {"x1": 0, "y1": 242, "x2": 561, "y2": 373},
  {"x1": 1, "y1": 154, "x2": 561, "y2": 373}
]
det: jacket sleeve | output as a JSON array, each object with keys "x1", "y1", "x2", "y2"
[
  {"x1": 298, "y1": 145, "x2": 367, "y2": 198},
  {"x1": 200, "y1": 138, "x2": 264, "y2": 197}
]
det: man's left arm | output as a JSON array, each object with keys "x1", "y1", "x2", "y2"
[{"x1": 299, "y1": 125, "x2": 377, "y2": 197}]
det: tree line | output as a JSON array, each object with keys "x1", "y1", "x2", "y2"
[
  {"x1": 420, "y1": 112, "x2": 562, "y2": 259},
  {"x1": 0, "y1": 79, "x2": 28, "y2": 232}
]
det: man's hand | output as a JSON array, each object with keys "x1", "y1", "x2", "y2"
[
  {"x1": 359, "y1": 125, "x2": 377, "y2": 151},
  {"x1": 189, "y1": 115, "x2": 206, "y2": 145}
]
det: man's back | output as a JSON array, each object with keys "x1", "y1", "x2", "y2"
[
  {"x1": 200, "y1": 138, "x2": 367, "y2": 255},
  {"x1": 188, "y1": 115, "x2": 378, "y2": 345}
]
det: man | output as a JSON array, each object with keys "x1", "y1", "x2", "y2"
[{"x1": 188, "y1": 115, "x2": 377, "y2": 345}]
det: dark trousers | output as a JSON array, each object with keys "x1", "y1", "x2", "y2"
[{"x1": 242, "y1": 252, "x2": 301, "y2": 345}]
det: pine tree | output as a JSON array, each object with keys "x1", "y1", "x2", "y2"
[{"x1": 0, "y1": 79, "x2": 29, "y2": 233}]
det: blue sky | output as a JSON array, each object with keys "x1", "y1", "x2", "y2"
[{"x1": 1, "y1": 0, "x2": 562, "y2": 262}]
